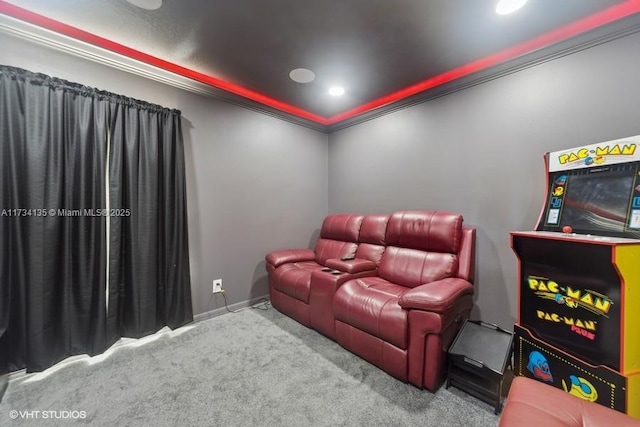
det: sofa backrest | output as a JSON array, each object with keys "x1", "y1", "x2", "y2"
[
  {"x1": 378, "y1": 211, "x2": 470, "y2": 288},
  {"x1": 355, "y1": 214, "x2": 389, "y2": 265},
  {"x1": 314, "y1": 214, "x2": 364, "y2": 265}
]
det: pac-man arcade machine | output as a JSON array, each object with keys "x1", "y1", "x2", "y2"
[{"x1": 511, "y1": 135, "x2": 640, "y2": 418}]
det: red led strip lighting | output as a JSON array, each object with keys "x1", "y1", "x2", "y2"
[{"x1": 1, "y1": 0, "x2": 639, "y2": 127}]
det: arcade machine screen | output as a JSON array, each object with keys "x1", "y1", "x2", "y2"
[{"x1": 539, "y1": 164, "x2": 640, "y2": 239}]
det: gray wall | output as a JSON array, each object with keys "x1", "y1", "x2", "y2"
[
  {"x1": 0, "y1": 33, "x2": 329, "y2": 317},
  {"x1": 328, "y1": 31, "x2": 640, "y2": 329},
  {"x1": 4, "y1": 28, "x2": 640, "y2": 329}
]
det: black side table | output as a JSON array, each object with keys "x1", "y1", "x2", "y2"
[{"x1": 446, "y1": 320, "x2": 514, "y2": 414}]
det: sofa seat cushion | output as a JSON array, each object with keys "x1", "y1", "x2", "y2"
[
  {"x1": 334, "y1": 277, "x2": 409, "y2": 349},
  {"x1": 272, "y1": 261, "x2": 323, "y2": 304}
]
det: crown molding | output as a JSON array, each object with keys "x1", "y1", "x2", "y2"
[
  {"x1": 0, "y1": 13, "x2": 327, "y2": 131},
  {"x1": 2, "y1": 11, "x2": 640, "y2": 134},
  {"x1": 326, "y1": 14, "x2": 640, "y2": 133}
]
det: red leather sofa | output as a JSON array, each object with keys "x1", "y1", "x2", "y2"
[
  {"x1": 500, "y1": 377, "x2": 640, "y2": 426},
  {"x1": 266, "y1": 210, "x2": 476, "y2": 391},
  {"x1": 266, "y1": 213, "x2": 387, "y2": 338},
  {"x1": 308, "y1": 214, "x2": 389, "y2": 339},
  {"x1": 267, "y1": 214, "x2": 360, "y2": 327}
]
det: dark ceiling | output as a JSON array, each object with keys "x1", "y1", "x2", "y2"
[{"x1": 1, "y1": 0, "x2": 640, "y2": 130}]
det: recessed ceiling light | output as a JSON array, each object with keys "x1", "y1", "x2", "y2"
[
  {"x1": 496, "y1": 0, "x2": 528, "y2": 15},
  {"x1": 289, "y1": 68, "x2": 316, "y2": 84},
  {"x1": 126, "y1": 0, "x2": 162, "y2": 10},
  {"x1": 328, "y1": 86, "x2": 345, "y2": 96}
]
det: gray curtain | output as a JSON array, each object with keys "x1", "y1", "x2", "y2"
[{"x1": 107, "y1": 96, "x2": 193, "y2": 341}]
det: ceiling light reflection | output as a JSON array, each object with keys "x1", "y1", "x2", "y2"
[
  {"x1": 126, "y1": 0, "x2": 163, "y2": 10},
  {"x1": 496, "y1": 0, "x2": 528, "y2": 15},
  {"x1": 329, "y1": 86, "x2": 345, "y2": 96}
]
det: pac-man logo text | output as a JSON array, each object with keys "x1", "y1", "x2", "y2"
[
  {"x1": 557, "y1": 143, "x2": 636, "y2": 165},
  {"x1": 528, "y1": 277, "x2": 613, "y2": 317}
]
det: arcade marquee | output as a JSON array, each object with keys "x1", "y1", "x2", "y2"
[{"x1": 511, "y1": 134, "x2": 640, "y2": 418}]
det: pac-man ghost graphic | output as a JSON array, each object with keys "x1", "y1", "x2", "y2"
[
  {"x1": 562, "y1": 375, "x2": 598, "y2": 402},
  {"x1": 527, "y1": 351, "x2": 553, "y2": 382},
  {"x1": 555, "y1": 175, "x2": 567, "y2": 186}
]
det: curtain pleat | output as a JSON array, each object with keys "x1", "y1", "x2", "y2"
[
  {"x1": 108, "y1": 102, "x2": 192, "y2": 340},
  {"x1": 0, "y1": 65, "x2": 193, "y2": 373},
  {"x1": 0, "y1": 67, "x2": 108, "y2": 372},
  {"x1": 158, "y1": 115, "x2": 192, "y2": 330}
]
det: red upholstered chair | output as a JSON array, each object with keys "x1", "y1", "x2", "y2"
[
  {"x1": 266, "y1": 214, "x2": 365, "y2": 327},
  {"x1": 500, "y1": 377, "x2": 640, "y2": 426},
  {"x1": 333, "y1": 211, "x2": 476, "y2": 391}
]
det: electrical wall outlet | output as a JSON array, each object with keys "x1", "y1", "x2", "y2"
[{"x1": 212, "y1": 279, "x2": 223, "y2": 294}]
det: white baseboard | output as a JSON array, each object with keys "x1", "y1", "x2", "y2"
[{"x1": 193, "y1": 294, "x2": 271, "y2": 323}]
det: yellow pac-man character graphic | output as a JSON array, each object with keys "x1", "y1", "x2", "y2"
[
  {"x1": 562, "y1": 375, "x2": 598, "y2": 402},
  {"x1": 553, "y1": 186, "x2": 564, "y2": 196},
  {"x1": 564, "y1": 297, "x2": 579, "y2": 308},
  {"x1": 553, "y1": 294, "x2": 579, "y2": 309}
]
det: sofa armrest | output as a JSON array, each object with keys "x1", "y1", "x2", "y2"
[
  {"x1": 325, "y1": 258, "x2": 377, "y2": 274},
  {"x1": 398, "y1": 278, "x2": 473, "y2": 314},
  {"x1": 265, "y1": 249, "x2": 316, "y2": 268}
]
